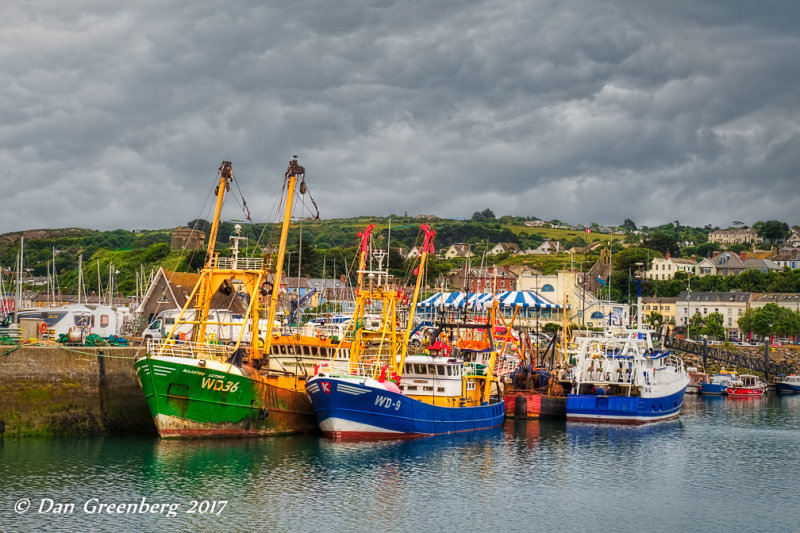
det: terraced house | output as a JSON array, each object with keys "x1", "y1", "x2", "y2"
[{"x1": 645, "y1": 253, "x2": 697, "y2": 280}]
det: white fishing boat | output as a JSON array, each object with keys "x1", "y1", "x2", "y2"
[{"x1": 566, "y1": 327, "x2": 689, "y2": 424}]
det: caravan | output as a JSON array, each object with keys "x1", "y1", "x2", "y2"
[{"x1": 17, "y1": 304, "x2": 133, "y2": 340}]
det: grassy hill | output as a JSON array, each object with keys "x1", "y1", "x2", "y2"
[{"x1": 0, "y1": 217, "x2": 637, "y2": 296}]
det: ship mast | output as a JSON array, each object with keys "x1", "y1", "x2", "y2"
[
  {"x1": 262, "y1": 157, "x2": 304, "y2": 355},
  {"x1": 398, "y1": 224, "x2": 435, "y2": 376},
  {"x1": 196, "y1": 161, "x2": 233, "y2": 343}
]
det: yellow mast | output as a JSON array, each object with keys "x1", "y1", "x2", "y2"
[
  {"x1": 346, "y1": 225, "x2": 375, "y2": 368},
  {"x1": 197, "y1": 161, "x2": 233, "y2": 343},
  {"x1": 398, "y1": 224, "x2": 435, "y2": 376},
  {"x1": 261, "y1": 157, "x2": 304, "y2": 358}
]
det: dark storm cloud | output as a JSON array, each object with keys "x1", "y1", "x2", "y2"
[{"x1": 1, "y1": 0, "x2": 798, "y2": 233}]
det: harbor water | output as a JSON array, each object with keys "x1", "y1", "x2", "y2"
[{"x1": 2, "y1": 395, "x2": 798, "y2": 533}]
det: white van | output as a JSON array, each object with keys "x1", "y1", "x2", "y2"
[{"x1": 143, "y1": 308, "x2": 270, "y2": 344}]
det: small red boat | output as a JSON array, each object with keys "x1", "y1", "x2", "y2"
[{"x1": 726, "y1": 374, "x2": 766, "y2": 397}]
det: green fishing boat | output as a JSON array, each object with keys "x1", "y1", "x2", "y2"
[{"x1": 134, "y1": 158, "x2": 318, "y2": 438}]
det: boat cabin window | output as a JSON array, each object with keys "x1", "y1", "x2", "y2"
[
  {"x1": 100, "y1": 315, "x2": 110, "y2": 328},
  {"x1": 414, "y1": 364, "x2": 426, "y2": 375},
  {"x1": 466, "y1": 382, "x2": 476, "y2": 391},
  {"x1": 423, "y1": 386, "x2": 433, "y2": 392},
  {"x1": 437, "y1": 365, "x2": 446, "y2": 376},
  {"x1": 407, "y1": 385, "x2": 418, "y2": 391},
  {"x1": 446, "y1": 366, "x2": 453, "y2": 376},
  {"x1": 74, "y1": 315, "x2": 91, "y2": 327},
  {"x1": 437, "y1": 387, "x2": 445, "y2": 392}
]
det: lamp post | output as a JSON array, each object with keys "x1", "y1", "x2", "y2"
[{"x1": 686, "y1": 273, "x2": 692, "y2": 341}]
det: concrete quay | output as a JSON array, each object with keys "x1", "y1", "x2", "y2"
[{"x1": 0, "y1": 345, "x2": 154, "y2": 438}]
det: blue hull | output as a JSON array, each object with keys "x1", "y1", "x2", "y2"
[
  {"x1": 566, "y1": 388, "x2": 686, "y2": 425},
  {"x1": 775, "y1": 382, "x2": 800, "y2": 394},
  {"x1": 306, "y1": 377, "x2": 505, "y2": 439},
  {"x1": 700, "y1": 383, "x2": 728, "y2": 395}
]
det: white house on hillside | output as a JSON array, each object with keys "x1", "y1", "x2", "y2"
[
  {"x1": 526, "y1": 240, "x2": 564, "y2": 255},
  {"x1": 645, "y1": 253, "x2": 697, "y2": 280},
  {"x1": 488, "y1": 242, "x2": 521, "y2": 255},
  {"x1": 443, "y1": 244, "x2": 474, "y2": 259}
]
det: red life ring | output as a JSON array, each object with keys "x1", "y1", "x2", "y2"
[{"x1": 39, "y1": 322, "x2": 48, "y2": 335}]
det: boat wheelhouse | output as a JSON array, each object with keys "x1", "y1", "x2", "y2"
[{"x1": 726, "y1": 374, "x2": 766, "y2": 397}]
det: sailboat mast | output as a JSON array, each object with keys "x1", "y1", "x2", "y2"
[
  {"x1": 77, "y1": 254, "x2": 84, "y2": 305},
  {"x1": 262, "y1": 157, "x2": 304, "y2": 355},
  {"x1": 15, "y1": 237, "x2": 23, "y2": 316}
]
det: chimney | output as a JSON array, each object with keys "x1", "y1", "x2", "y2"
[
  {"x1": 665, "y1": 252, "x2": 670, "y2": 260},
  {"x1": 712, "y1": 251, "x2": 720, "y2": 258},
  {"x1": 740, "y1": 252, "x2": 747, "y2": 260},
  {"x1": 691, "y1": 255, "x2": 696, "y2": 262}
]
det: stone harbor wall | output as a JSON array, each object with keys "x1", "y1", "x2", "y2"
[{"x1": 0, "y1": 345, "x2": 154, "y2": 438}]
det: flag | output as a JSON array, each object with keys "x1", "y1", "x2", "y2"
[
  {"x1": 596, "y1": 274, "x2": 606, "y2": 286},
  {"x1": 586, "y1": 228, "x2": 592, "y2": 234}
]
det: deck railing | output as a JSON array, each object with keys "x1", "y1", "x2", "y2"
[{"x1": 147, "y1": 338, "x2": 233, "y2": 360}]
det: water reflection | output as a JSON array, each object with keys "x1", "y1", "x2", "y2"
[{"x1": 2, "y1": 398, "x2": 799, "y2": 533}]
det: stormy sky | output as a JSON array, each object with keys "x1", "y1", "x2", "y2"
[{"x1": 2, "y1": 0, "x2": 798, "y2": 233}]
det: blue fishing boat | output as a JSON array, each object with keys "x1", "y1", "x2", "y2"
[
  {"x1": 700, "y1": 372, "x2": 737, "y2": 395},
  {"x1": 305, "y1": 224, "x2": 505, "y2": 440},
  {"x1": 566, "y1": 326, "x2": 689, "y2": 425},
  {"x1": 774, "y1": 374, "x2": 800, "y2": 394}
]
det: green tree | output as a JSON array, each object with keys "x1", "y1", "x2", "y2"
[
  {"x1": 701, "y1": 312, "x2": 725, "y2": 340},
  {"x1": 750, "y1": 303, "x2": 782, "y2": 338},
  {"x1": 753, "y1": 220, "x2": 790, "y2": 243},
  {"x1": 641, "y1": 232, "x2": 680, "y2": 256},
  {"x1": 542, "y1": 322, "x2": 561, "y2": 335},
  {"x1": 646, "y1": 311, "x2": 665, "y2": 331},
  {"x1": 738, "y1": 308, "x2": 756, "y2": 336},
  {"x1": 736, "y1": 269, "x2": 769, "y2": 292},
  {"x1": 688, "y1": 311, "x2": 704, "y2": 339}
]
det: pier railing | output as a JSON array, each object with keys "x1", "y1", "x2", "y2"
[{"x1": 659, "y1": 334, "x2": 796, "y2": 376}]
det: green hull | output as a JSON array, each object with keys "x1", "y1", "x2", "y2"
[{"x1": 134, "y1": 356, "x2": 317, "y2": 438}]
